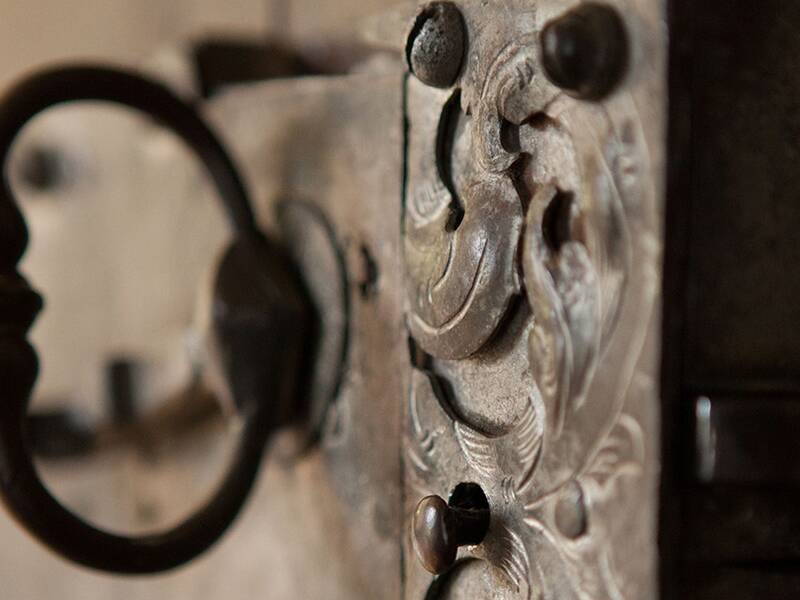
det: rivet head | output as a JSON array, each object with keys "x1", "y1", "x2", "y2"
[
  {"x1": 406, "y1": 2, "x2": 466, "y2": 89},
  {"x1": 541, "y1": 2, "x2": 628, "y2": 100}
]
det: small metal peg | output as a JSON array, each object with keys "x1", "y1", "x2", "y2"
[{"x1": 412, "y1": 494, "x2": 490, "y2": 575}]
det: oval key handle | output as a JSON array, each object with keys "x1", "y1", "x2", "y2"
[{"x1": 0, "y1": 65, "x2": 312, "y2": 574}]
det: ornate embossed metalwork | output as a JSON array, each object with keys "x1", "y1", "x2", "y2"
[
  {"x1": 403, "y1": 79, "x2": 524, "y2": 360},
  {"x1": 403, "y1": 1, "x2": 663, "y2": 598},
  {"x1": 402, "y1": 11, "x2": 548, "y2": 359},
  {"x1": 406, "y1": 368, "x2": 646, "y2": 599}
]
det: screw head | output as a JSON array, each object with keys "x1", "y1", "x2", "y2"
[
  {"x1": 406, "y1": 2, "x2": 466, "y2": 89},
  {"x1": 541, "y1": 2, "x2": 628, "y2": 100}
]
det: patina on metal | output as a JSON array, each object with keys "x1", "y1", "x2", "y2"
[
  {"x1": 402, "y1": 0, "x2": 664, "y2": 598},
  {"x1": 406, "y1": 2, "x2": 466, "y2": 89}
]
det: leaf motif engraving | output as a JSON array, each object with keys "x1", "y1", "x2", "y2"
[
  {"x1": 409, "y1": 177, "x2": 451, "y2": 226},
  {"x1": 523, "y1": 185, "x2": 584, "y2": 437},
  {"x1": 405, "y1": 371, "x2": 439, "y2": 490},
  {"x1": 555, "y1": 242, "x2": 600, "y2": 410},
  {"x1": 528, "y1": 319, "x2": 563, "y2": 423},
  {"x1": 454, "y1": 395, "x2": 543, "y2": 490},
  {"x1": 509, "y1": 396, "x2": 544, "y2": 493},
  {"x1": 473, "y1": 34, "x2": 556, "y2": 174},
  {"x1": 521, "y1": 506, "x2": 621, "y2": 600},
  {"x1": 581, "y1": 414, "x2": 644, "y2": 501},
  {"x1": 496, "y1": 526, "x2": 533, "y2": 599},
  {"x1": 455, "y1": 421, "x2": 498, "y2": 481},
  {"x1": 511, "y1": 411, "x2": 645, "y2": 599}
]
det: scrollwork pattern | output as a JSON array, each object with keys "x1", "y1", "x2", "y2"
[{"x1": 403, "y1": 3, "x2": 659, "y2": 598}]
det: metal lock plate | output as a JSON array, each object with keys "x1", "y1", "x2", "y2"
[
  {"x1": 209, "y1": 0, "x2": 666, "y2": 596},
  {"x1": 400, "y1": 1, "x2": 664, "y2": 598}
]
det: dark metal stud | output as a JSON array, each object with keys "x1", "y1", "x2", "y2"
[
  {"x1": 406, "y1": 2, "x2": 466, "y2": 89},
  {"x1": 412, "y1": 492, "x2": 490, "y2": 575},
  {"x1": 541, "y1": 2, "x2": 628, "y2": 100}
]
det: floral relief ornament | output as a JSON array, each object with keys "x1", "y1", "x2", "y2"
[{"x1": 403, "y1": 3, "x2": 660, "y2": 597}]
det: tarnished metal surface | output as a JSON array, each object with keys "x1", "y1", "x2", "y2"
[{"x1": 401, "y1": 0, "x2": 665, "y2": 598}]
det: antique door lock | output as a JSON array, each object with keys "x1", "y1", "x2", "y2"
[
  {"x1": 0, "y1": 0, "x2": 665, "y2": 593},
  {"x1": 401, "y1": 1, "x2": 661, "y2": 597},
  {"x1": 0, "y1": 0, "x2": 667, "y2": 593},
  {"x1": 5, "y1": 0, "x2": 795, "y2": 598}
]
